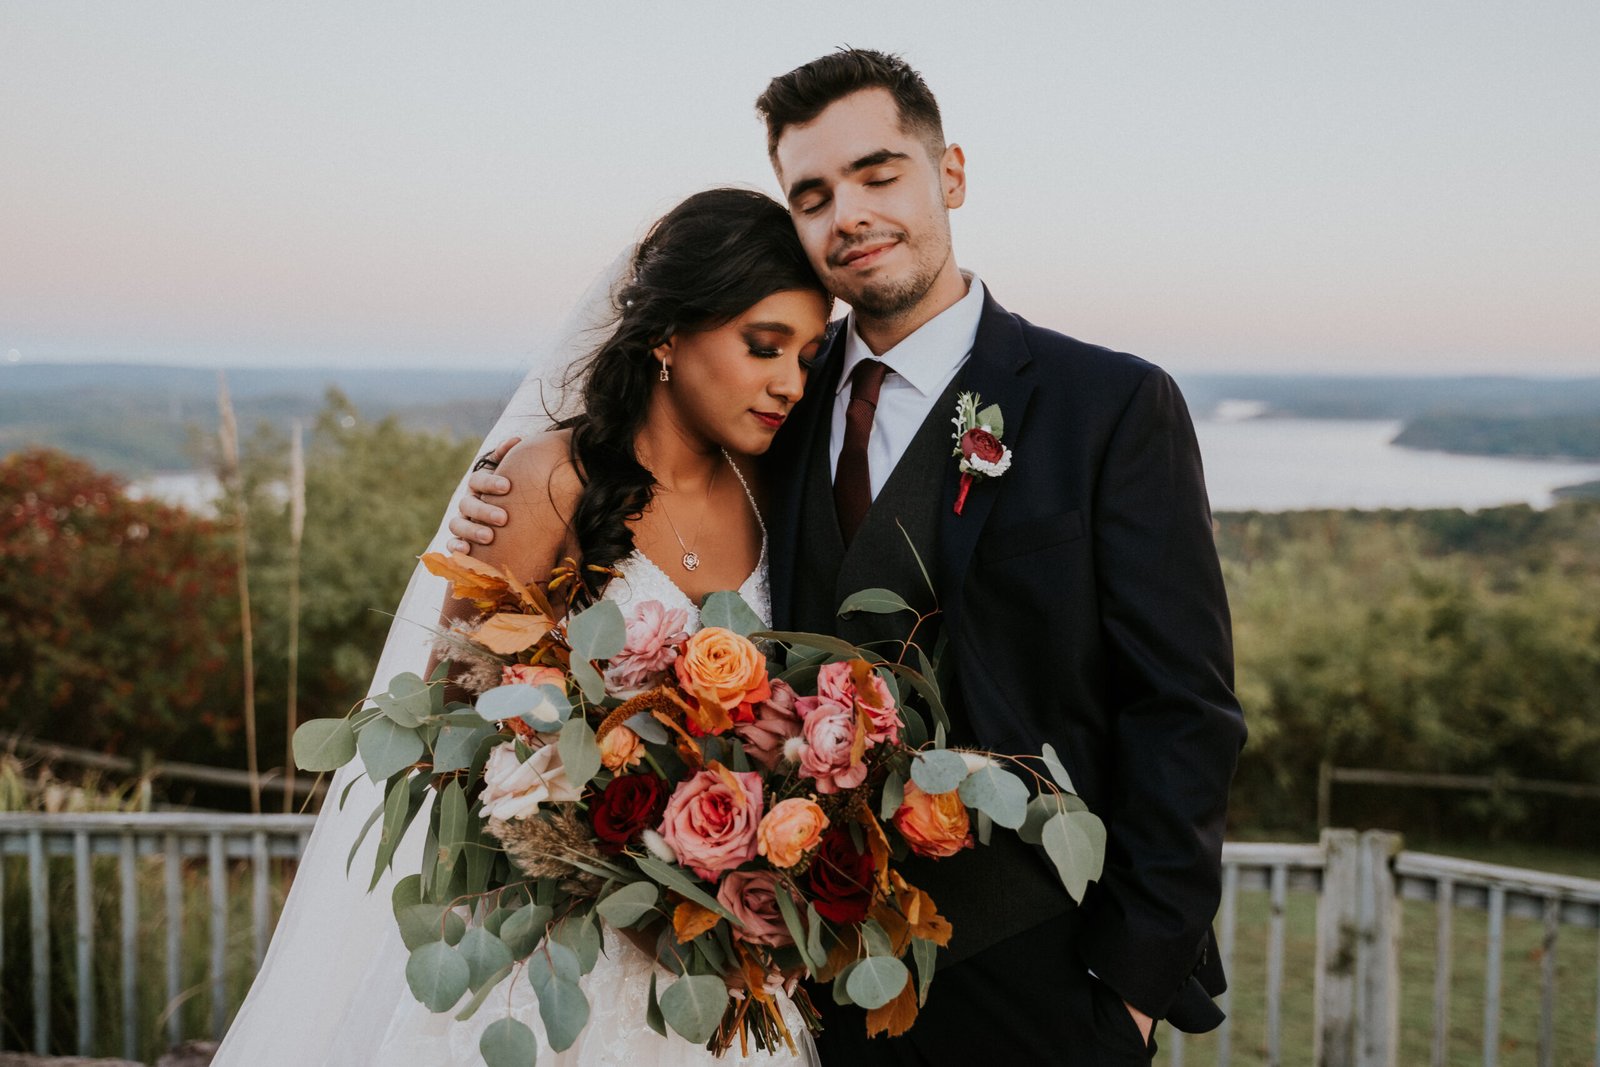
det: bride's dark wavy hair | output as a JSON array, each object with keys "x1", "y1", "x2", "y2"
[{"x1": 560, "y1": 187, "x2": 826, "y2": 591}]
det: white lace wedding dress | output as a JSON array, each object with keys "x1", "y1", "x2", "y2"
[{"x1": 372, "y1": 494, "x2": 817, "y2": 1065}]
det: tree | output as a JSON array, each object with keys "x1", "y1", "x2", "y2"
[{"x1": 0, "y1": 449, "x2": 240, "y2": 752}]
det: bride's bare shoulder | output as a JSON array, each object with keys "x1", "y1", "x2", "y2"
[{"x1": 496, "y1": 429, "x2": 581, "y2": 514}]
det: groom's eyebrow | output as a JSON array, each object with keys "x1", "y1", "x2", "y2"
[{"x1": 785, "y1": 149, "x2": 911, "y2": 203}]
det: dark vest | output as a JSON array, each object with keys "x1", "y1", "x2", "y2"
[{"x1": 789, "y1": 374, "x2": 1072, "y2": 965}]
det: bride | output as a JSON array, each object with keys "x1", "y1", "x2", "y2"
[{"x1": 214, "y1": 187, "x2": 830, "y2": 1065}]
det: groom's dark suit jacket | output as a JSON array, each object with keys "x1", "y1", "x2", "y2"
[{"x1": 762, "y1": 288, "x2": 1246, "y2": 1030}]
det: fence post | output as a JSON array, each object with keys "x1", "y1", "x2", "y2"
[
  {"x1": 1356, "y1": 830, "x2": 1402, "y2": 1067},
  {"x1": 1315, "y1": 829, "x2": 1359, "y2": 1066}
]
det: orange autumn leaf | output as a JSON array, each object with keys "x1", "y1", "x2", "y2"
[
  {"x1": 816, "y1": 925, "x2": 860, "y2": 983},
  {"x1": 858, "y1": 811, "x2": 892, "y2": 894},
  {"x1": 890, "y1": 873, "x2": 953, "y2": 948},
  {"x1": 474, "y1": 612, "x2": 555, "y2": 655},
  {"x1": 868, "y1": 901, "x2": 911, "y2": 955},
  {"x1": 673, "y1": 900, "x2": 721, "y2": 943},
  {"x1": 684, "y1": 692, "x2": 736, "y2": 738},
  {"x1": 849, "y1": 659, "x2": 888, "y2": 710},
  {"x1": 502, "y1": 567, "x2": 553, "y2": 617},
  {"x1": 710, "y1": 760, "x2": 748, "y2": 806},
  {"x1": 850, "y1": 705, "x2": 871, "y2": 768},
  {"x1": 865, "y1": 977, "x2": 920, "y2": 1039},
  {"x1": 736, "y1": 946, "x2": 776, "y2": 1005},
  {"x1": 421, "y1": 551, "x2": 516, "y2": 611}
]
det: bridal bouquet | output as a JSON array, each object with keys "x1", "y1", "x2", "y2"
[{"x1": 293, "y1": 551, "x2": 1106, "y2": 1063}]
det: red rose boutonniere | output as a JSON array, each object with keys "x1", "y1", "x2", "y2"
[{"x1": 950, "y1": 391, "x2": 1012, "y2": 515}]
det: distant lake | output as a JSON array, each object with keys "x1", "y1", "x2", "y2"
[
  {"x1": 1195, "y1": 419, "x2": 1600, "y2": 512},
  {"x1": 128, "y1": 419, "x2": 1600, "y2": 516}
]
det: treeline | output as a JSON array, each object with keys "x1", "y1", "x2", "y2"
[
  {"x1": 1392, "y1": 413, "x2": 1600, "y2": 460},
  {"x1": 1217, "y1": 504, "x2": 1600, "y2": 842},
  {"x1": 5, "y1": 400, "x2": 1599, "y2": 842}
]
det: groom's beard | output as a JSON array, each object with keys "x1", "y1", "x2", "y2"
[{"x1": 828, "y1": 230, "x2": 944, "y2": 321}]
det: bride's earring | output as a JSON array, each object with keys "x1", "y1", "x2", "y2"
[{"x1": 659, "y1": 362, "x2": 670, "y2": 383}]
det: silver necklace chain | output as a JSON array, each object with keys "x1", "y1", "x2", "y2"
[{"x1": 658, "y1": 451, "x2": 722, "y2": 572}]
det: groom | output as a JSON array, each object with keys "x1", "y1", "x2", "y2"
[{"x1": 454, "y1": 49, "x2": 1244, "y2": 1065}]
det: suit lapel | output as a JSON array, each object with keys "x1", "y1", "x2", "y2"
[
  {"x1": 768, "y1": 323, "x2": 846, "y2": 627},
  {"x1": 936, "y1": 292, "x2": 1036, "y2": 635}
]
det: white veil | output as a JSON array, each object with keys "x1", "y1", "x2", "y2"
[{"x1": 212, "y1": 247, "x2": 635, "y2": 1065}]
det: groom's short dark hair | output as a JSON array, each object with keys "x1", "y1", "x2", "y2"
[{"x1": 755, "y1": 48, "x2": 944, "y2": 160}]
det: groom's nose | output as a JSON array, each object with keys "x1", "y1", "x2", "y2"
[{"x1": 829, "y1": 184, "x2": 875, "y2": 235}]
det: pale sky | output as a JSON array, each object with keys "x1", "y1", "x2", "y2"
[{"x1": 2, "y1": 2, "x2": 1596, "y2": 375}]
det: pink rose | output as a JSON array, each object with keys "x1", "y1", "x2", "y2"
[
  {"x1": 604, "y1": 600, "x2": 689, "y2": 697},
  {"x1": 793, "y1": 697, "x2": 868, "y2": 795},
  {"x1": 479, "y1": 740, "x2": 581, "y2": 820},
  {"x1": 734, "y1": 679, "x2": 804, "y2": 770},
  {"x1": 815, "y1": 662, "x2": 900, "y2": 746},
  {"x1": 658, "y1": 767, "x2": 765, "y2": 881},
  {"x1": 716, "y1": 869, "x2": 797, "y2": 948}
]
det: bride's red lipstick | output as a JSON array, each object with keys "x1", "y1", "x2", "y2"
[{"x1": 752, "y1": 410, "x2": 786, "y2": 430}]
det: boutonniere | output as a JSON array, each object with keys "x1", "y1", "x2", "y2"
[{"x1": 950, "y1": 391, "x2": 1012, "y2": 515}]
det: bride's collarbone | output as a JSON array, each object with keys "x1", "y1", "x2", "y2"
[{"x1": 631, "y1": 489, "x2": 763, "y2": 600}]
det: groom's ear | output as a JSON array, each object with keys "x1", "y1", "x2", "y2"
[{"x1": 941, "y1": 144, "x2": 967, "y2": 210}]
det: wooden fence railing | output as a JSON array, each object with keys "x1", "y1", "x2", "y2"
[{"x1": 3, "y1": 817, "x2": 1598, "y2": 1065}]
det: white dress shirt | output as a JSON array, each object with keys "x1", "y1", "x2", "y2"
[{"x1": 828, "y1": 273, "x2": 986, "y2": 499}]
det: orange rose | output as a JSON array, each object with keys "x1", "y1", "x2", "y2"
[
  {"x1": 892, "y1": 781, "x2": 974, "y2": 859},
  {"x1": 756, "y1": 797, "x2": 830, "y2": 868},
  {"x1": 598, "y1": 725, "x2": 644, "y2": 771},
  {"x1": 673, "y1": 627, "x2": 771, "y2": 734}
]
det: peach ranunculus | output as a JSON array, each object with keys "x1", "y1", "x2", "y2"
[
  {"x1": 658, "y1": 767, "x2": 765, "y2": 881},
  {"x1": 716, "y1": 870, "x2": 797, "y2": 948},
  {"x1": 597, "y1": 724, "x2": 644, "y2": 771},
  {"x1": 756, "y1": 797, "x2": 830, "y2": 868},
  {"x1": 479, "y1": 740, "x2": 582, "y2": 821},
  {"x1": 891, "y1": 780, "x2": 974, "y2": 859},
  {"x1": 734, "y1": 679, "x2": 804, "y2": 770},
  {"x1": 604, "y1": 600, "x2": 690, "y2": 697},
  {"x1": 815, "y1": 661, "x2": 900, "y2": 746},
  {"x1": 793, "y1": 697, "x2": 868, "y2": 795},
  {"x1": 674, "y1": 627, "x2": 771, "y2": 731},
  {"x1": 502, "y1": 663, "x2": 567, "y2": 689}
]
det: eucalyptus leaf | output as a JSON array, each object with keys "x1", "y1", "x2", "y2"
[
  {"x1": 957, "y1": 762, "x2": 1029, "y2": 829},
  {"x1": 909, "y1": 749, "x2": 968, "y2": 795},
  {"x1": 895, "y1": 519, "x2": 938, "y2": 600},
  {"x1": 806, "y1": 904, "x2": 827, "y2": 972},
  {"x1": 551, "y1": 911, "x2": 602, "y2": 975},
  {"x1": 621, "y1": 711, "x2": 669, "y2": 745},
  {"x1": 434, "y1": 714, "x2": 496, "y2": 774},
  {"x1": 1041, "y1": 811, "x2": 1095, "y2": 903},
  {"x1": 459, "y1": 927, "x2": 515, "y2": 991},
  {"x1": 455, "y1": 963, "x2": 514, "y2": 1022},
  {"x1": 375, "y1": 671, "x2": 432, "y2": 727},
  {"x1": 406, "y1": 941, "x2": 469, "y2": 1012},
  {"x1": 429, "y1": 658, "x2": 453, "y2": 684},
  {"x1": 837, "y1": 587, "x2": 914, "y2": 616},
  {"x1": 480, "y1": 1017, "x2": 538, "y2": 1067},
  {"x1": 1080, "y1": 810, "x2": 1108, "y2": 878},
  {"x1": 646, "y1": 971, "x2": 667, "y2": 1037},
  {"x1": 435, "y1": 780, "x2": 468, "y2": 885},
  {"x1": 846, "y1": 955, "x2": 909, "y2": 1010},
  {"x1": 557, "y1": 716, "x2": 603, "y2": 790},
  {"x1": 344, "y1": 802, "x2": 385, "y2": 877},
  {"x1": 634, "y1": 856, "x2": 739, "y2": 925},
  {"x1": 976, "y1": 809, "x2": 993, "y2": 846},
  {"x1": 567, "y1": 599, "x2": 626, "y2": 661},
  {"x1": 659, "y1": 974, "x2": 729, "y2": 1045},
  {"x1": 357, "y1": 716, "x2": 425, "y2": 781},
  {"x1": 477, "y1": 683, "x2": 570, "y2": 729},
  {"x1": 749, "y1": 630, "x2": 865, "y2": 660},
  {"x1": 293, "y1": 717, "x2": 356, "y2": 771},
  {"x1": 595, "y1": 881, "x2": 660, "y2": 927},
  {"x1": 879, "y1": 769, "x2": 906, "y2": 821},
  {"x1": 860, "y1": 919, "x2": 893, "y2": 958},
  {"x1": 891, "y1": 658, "x2": 949, "y2": 736},
  {"x1": 391, "y1": 873, "x2": 423, "y2": 913},
  {"x1": 570, "y1": 657, "x2": 607, "y2": 706},
  {"x1": 912, "y1": 937, "x2": 937, "y2": 1006},
  {"x1": 368, "y1": 774, "x2": 415, "y2": 890},
  {"x1": 833, "y1": 960, "x2": 862, "y2": 1005},
  {"x1": 1040, "y1": 743, "x2": 1077, "y2": 795},
  {"x1": 774, "y1": 886, "x2": 814, "y2": 976},
  {"x1": 397, "y1": 904, "x2": 466, "y2": 950},
  {"x1": 536, "y1": 976, "x2": 590, "y2": 1052},
  {"x1": 526, "y1": 939, "x2": 582, "y2": 990},
  {"x1": 501, "y1": 903, "x2": 553, "y2": 958},
  {"x1": 700, "y1": 590, "x2": 765, "y2": 637}
]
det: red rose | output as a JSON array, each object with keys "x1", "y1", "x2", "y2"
[
  {"x1": 589, "y1": 773, "x2": 667, "y2": 853},
  {"x1": 959, "y1": 428, "x2": 1004, "y2": 464},
  {"x1": 805, "y1": 827, "x2": 875, "y2": 924}
]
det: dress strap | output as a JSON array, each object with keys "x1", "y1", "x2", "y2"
[{"x1": 721, "y1": 449, "x2": 767, "y2": 539}]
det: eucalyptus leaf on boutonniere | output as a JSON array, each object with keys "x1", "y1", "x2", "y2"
[{"x1": 950, "y1": 392, "x2": 1012, "y2": 515}]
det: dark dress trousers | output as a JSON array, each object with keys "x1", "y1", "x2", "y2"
[{"x1": 762, "y1": 289, "x2": 1246, "y2": 1063}]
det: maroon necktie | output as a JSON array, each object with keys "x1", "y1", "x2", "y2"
[{"x1": 834, "y1": 358, "x2": 889, "y2": 544}]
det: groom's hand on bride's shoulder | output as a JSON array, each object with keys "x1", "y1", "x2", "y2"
[{"x1": 446, "y1": 437, "x2": 520, "y2": 553}]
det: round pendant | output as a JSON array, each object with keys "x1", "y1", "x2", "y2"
[{"x1": 681, "y1": 552, "x2": 700, "y2": 572}]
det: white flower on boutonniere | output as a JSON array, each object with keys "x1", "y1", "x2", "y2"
[{"x1": 950, "y1": 391, "x2": 1012, "y2": 515}]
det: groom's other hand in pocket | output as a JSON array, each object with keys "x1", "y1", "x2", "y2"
[
  {"x1": 447, "y1": 437, "x2": 520, "y2": 553},
  {"x1": 1125, "y1": 1001, "x2": 1154, "y2": 1044}
]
